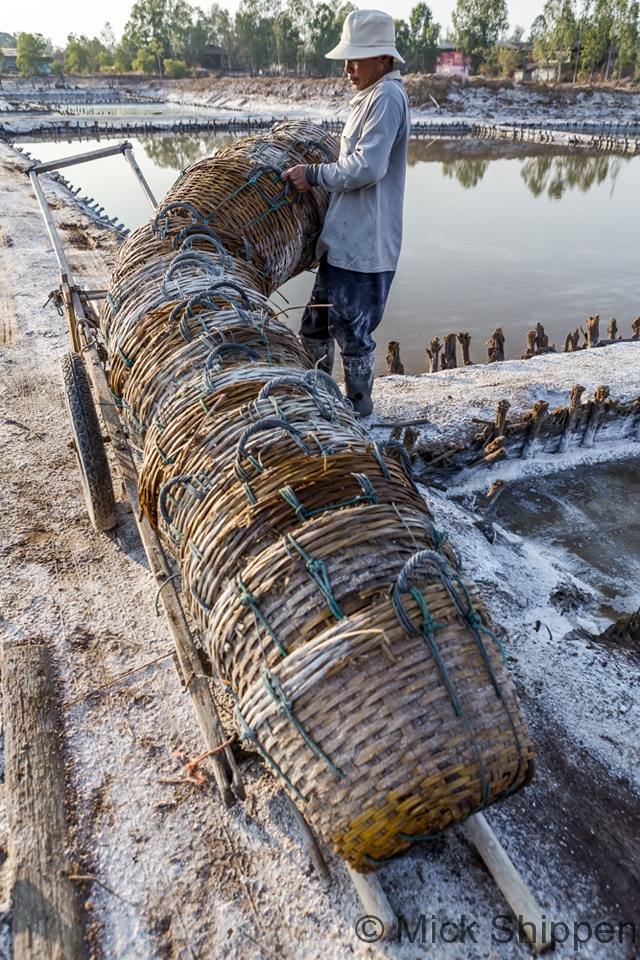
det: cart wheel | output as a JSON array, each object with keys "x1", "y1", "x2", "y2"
[{"x1": 60, "y1": 351, "x2": 117, "y2": 531}]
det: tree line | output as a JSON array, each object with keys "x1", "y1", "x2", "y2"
[{"x1": 3, "y1": 0, "x2": 640, "y2": 81}]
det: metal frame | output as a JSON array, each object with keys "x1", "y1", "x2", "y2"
[{"x1": 29, "y1": 143, "x2": 551, "y2": 950}]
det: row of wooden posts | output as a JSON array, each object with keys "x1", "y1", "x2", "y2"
[
  {"x1": 403, "y1": 382, "x2": 640, "y2": 478},
  {"x1": 470, "y1": 122, "x2": 640, "y2": 155},
  {"x1": 2, "y1": 116, "x2": 279, "y2": 143},
  {"x1": 386, "y1": 314, "x2": 640, "y2": 376}
]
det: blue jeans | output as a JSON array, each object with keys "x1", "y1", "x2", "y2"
[{"x1": 300, "y1": 255, "x2": 395, "y2": 358}]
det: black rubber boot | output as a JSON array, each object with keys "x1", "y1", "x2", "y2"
[
  {"x1": 342, "y1": 351, "x2": 376, "y2": 417},
  {"x1": 299, "y1": 334, "x2": 335, "y2": 376}
]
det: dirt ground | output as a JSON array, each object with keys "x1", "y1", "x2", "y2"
[{"x1": 1, "y1": 136, "x2": 640, "y2": 960}]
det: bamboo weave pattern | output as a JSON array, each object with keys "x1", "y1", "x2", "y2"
[{"x1": 101, "y1": 120, "x2": 535, "y2": 871}]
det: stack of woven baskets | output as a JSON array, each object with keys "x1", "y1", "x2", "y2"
[{"x1": 102, "y1": 121, "x2": 535, "y2": 871}]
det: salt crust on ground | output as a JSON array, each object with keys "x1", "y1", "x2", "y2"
[
  {"x1": 3, "y1": 75, "x2": 640, "y2": 133},
  {"x1": 0, "y1": 126, "x2": 639, "y2": 959}
]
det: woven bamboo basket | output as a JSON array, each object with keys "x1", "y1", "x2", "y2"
[
  {"x1": 103, "y1": 119, "x2": 535, "y2": 873},
  {"x1": 210, "y1": 505, "x2": 534, "y2": 869}
]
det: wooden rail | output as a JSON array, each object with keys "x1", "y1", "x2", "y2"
[{"x1": 3, "y1": 640, "x2": 88, "y2": 960}]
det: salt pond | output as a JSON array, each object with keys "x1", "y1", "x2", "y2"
[
  {"x1": 19, "y1": 131, "x2": 640, "y2": 375},
  {"x1": 487, "y1": 458, "x2": 640, "y2": 620}
]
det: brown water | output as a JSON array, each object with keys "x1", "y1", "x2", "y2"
[{"x1": 21, "y1": 132, "x2": 640, "y2": 374}]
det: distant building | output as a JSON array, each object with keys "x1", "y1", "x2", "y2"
[
  {"x1": 514, "y1": 61, "x2": 559, "y2": 82},
  {"x1": 435, "y1": 44, "x2": 471, "y2": 76},
  {"x1": 1, "y1": 48, "x2": 18, "y2": 73},
  {"x1": 199, "y1": 45, "x2": 229, "y2": 71},
  {"x1": 1, "y1": 46, "x2": 53, "y2": 74}
]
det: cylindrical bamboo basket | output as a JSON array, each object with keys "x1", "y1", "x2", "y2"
[{"x1": 102, "y1": 120, "x2": 535, "y2": 872}]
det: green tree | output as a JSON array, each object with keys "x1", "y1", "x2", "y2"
[
  {"x1": 202, "y1": 3, "x2": 236, "y2": 64},
  {"x1": 409, "y1": 2, "x2": 440, "y2": 72},
  {"x1": 452, "y1": 0, "x2": 509, "y2": 72},
  {"x1": 395, "y1": 18, "x2": 411, "y2": 61},
  {"x1": 234, "y1": 0, "x2": 271, "y2": 74},
  {"x1": 113, "y1": 36, "x2": 138, "y2": 72},
  {"x1": 16, "y1": 32, "x2": 49, "y2": 77},
  {"x1": 163, "y1": 57, "x2": 188, "y2": 77},
  {"x1": 123, "y1": 0, "x2": 176, "y2": 64},
  {"x1": 132, "y1": 46, "x2": 159, "y2": 73},
  {"x1": 575, "y1": 0, "x2": 638, "y2": 79},
  {"x1": 272, "y1": 10, "x2": 302, "y2": 73},
  {"x1": 529, "y1": 14, "x2": 547, "y2": 42},
  {"x1": 306, "y1": 1, "x2": 357, "y2": 76},
  {"x1": 100, "y1": 23, "x2": 117, "y2": 54},
  {"x1": 611, "y1": 0, "x2": 639, "y2": 76},
  {"x1": 64, "y1": 33, "x2": 114, "y2": 73},
  {"x1": 533, "y1": 0, "x2": 578, "y2": 80},
  {"x1": 497, "y1": 44, "x2": 521, "y2": 74}
]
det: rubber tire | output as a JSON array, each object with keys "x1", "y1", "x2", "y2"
[{"x1": 60, "y1": 351, "x2": 117, "y2": 531}]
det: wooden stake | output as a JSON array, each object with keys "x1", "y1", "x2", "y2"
[
  {"x1": 402, "y1": 426, "x2": 420, "y2": 453},
  {"x1": 457, "y1": 331, "x2": 473, "y2": 365},
  {"x1": 442, "y1": 333, "x2": 458, "y2": 369},
  {"x1": 347, "y1": 865, "x2": 395, "y2": 941},
  {"x1": 607, "y1": 317, "x2": 618, "y2": 340},
  {"x1": 586, "y1": 314, "x2": 600, "y2": 348},
  {"x1": 426, "y1": 337, "x2": 441, "y2": 373},
  {"x1": 495, "y1": 399, "x2": 510, "y2": 437},
  {"x1": 534, "y1": 322, "x2": 549, "y2": 352},
  {"x1": 582, "y1": 385, "x2": 610, "y2": 447},
  {"x1": 558, "y1": 384, "x2": 586, "y2": 453},
  {"x1": 632, "y1": 316, "x2": 640, "y2": 340},
  {"x1": 3, "y1": 640, "x2": 88, "y2": 960},
  {"x1": 386, "y1": 341, "x2": 404, "y2": 375},
  {"x1": 486, "y1": 328, "x2": 505, "y2": 363},
  {"x1": 520, "y1": 400, "x2": 549, "y2": 458},
  {"x1": 286, "y1": 798, "x2": 331, "y2": 890},
  {"x1": 563, "y1": 328, "x2": 580, "y2": 352},
  {"x1": 523, "y1": 329, "x2": 536, "y2": 359},
  {"x1": 464, "y1": 813, "x2": 552, "y2": 954},
  {"x1": 483, "y1": 480, "x2": 507, "y2": 511}
]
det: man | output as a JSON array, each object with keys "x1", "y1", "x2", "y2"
[{"x1": 281, "y1": 9, "x2": 410, "y2": 416}]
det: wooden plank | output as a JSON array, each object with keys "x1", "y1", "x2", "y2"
[
  {"x1": 464, "y1": 813, "x2": 552, "y2": 954},
  {"x1": 3, "y1": 640, "x2": 88, "y2": 960}
]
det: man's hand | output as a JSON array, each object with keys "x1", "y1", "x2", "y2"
[{"x1": 281, "y1": 164, "x2": 312, "y2": 192}]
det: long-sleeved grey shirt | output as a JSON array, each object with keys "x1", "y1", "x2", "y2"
[{"x1": 306, "y1": 70, "x2": 410, "y2": 274}]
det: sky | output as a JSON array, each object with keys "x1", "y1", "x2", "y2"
[{"x1": 2, "y1": 0, "x2": 540, "y2": 51}]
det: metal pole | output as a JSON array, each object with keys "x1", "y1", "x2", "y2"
[
  {"x1": 123, "y1": 147, "x2": 157, "y2": 210},
  {"x1": 26, "y1": 142, "x2": 132, "y2": 175},
  {"x1": 29, "y1": 170, "x2": 74, "y2": 281}
]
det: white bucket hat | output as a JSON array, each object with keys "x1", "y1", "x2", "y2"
[{"x1": 325, "y1": 9, "x2": 405, "y2": 64}]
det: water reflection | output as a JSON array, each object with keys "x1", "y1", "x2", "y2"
[
  {"x1": 138, "y1": 134, "x2": 235, "y2": 170},
  {"x1": 520, "y1": 154, "x2": 622, "y2": 199},
  {"x1": 442, "y1": 158, "x2": 490, "y2": 189},
  {"x1": 405, "y1": 138, "x2": 629, "y2": 199},
  {"x1": 19, "y1": 131, "x2": 640, "y2": 374}
]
